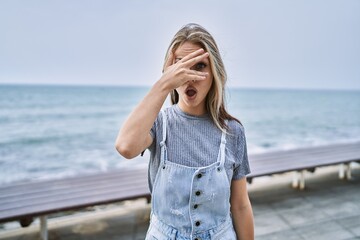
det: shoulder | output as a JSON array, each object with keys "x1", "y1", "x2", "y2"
[
  {"x1": 225, "y1": 119, "x2": 247, "y2": 153},
  {"x1": 155, "y1": 105, "x2": 176, "y2": 122},
  {"x1": 227, "y1": 119, "x2": 245, "y2": 137},
  {"x1": 162, "y1": 105, "x2": 177, "y2": 118},
  {"x1": 152, "y1": 105, "x2": 177, "y2": 132}
]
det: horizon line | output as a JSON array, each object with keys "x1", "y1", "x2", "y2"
[{"x1": 0, "y1": 82, "x2": 359, "y2": 92}]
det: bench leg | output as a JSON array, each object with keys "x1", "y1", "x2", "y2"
[
  {"x1": 339, "y1": 163, "x2": 345, "y2": 179},
  {"x1": 339, "y1": 163, "x2": 352, "y2": 180},
  {"x1": 292, "y1": 171, "x2": 306, "y2": 190},
  {"x1": 299, "y1": 170, "x2": 306, "y2": 190},
  {"x1": 40, "y1": 216, "x2": 48, "y2": 240},
  {"x1": 292, "y1": 171, "x2": 299, "y2": 188},
  {"x1": 345, "y1": 163, "x2": 352, "y2": 180}
]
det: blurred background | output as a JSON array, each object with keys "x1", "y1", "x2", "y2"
[{"x1": 0, "y1": 0, "x2": 359, "y2": 185}]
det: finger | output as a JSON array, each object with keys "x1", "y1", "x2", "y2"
[
  {"x1": 182, "y1": 52, "x2": 209, "y2": 68},
  {"x1": 186, "y1": 69, "x2": 208, "y2": 77},
  {"x1": 188, "y1": 74, "x2": 207, "y2": 81},
  {"x1": 179, "y1": 48, "x2": 205, "y2": 63},
  {"x1": 184, "y1": 70, "x2": 208, "y2": 81}
]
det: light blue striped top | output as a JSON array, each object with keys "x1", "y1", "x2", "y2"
[{"x1": 147, "y1": 104, "x2": 250, "y2": 192}]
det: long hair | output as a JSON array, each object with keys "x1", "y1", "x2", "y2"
[{"x1": 163, "y1": 23, "x2": 242, "y2": 131}]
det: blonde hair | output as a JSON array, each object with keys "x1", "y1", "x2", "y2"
[{"x1": 163, "y1": 23, "x2": 241, "y2": 131}]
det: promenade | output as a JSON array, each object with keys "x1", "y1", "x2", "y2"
[{"x1": 0, "y1": 164, "x2": 359, "y2": 240}]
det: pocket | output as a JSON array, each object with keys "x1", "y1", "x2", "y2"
[
  {"x1": 212, "y1": 224, "x2": 237, "y2": 240},
  {"x1": 145, "y1": 223, "x2": 172, "y2": 240}
]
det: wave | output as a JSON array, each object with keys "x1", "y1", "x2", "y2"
[{"x1": 0, "y1": 134, "x2": 86, "y2": 147}]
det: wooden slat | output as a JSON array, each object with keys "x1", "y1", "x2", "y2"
[
  {"x1": 250, "y1": 145, "x2": 360, "y2": 161},
  {"x1": 0, "y1": 169, "x2": 147, "y2": 199},
  {"x1": 1, "y1": 183, "x2": 149, "y2": 213},
  {"x1": 0, "y1": 167, "x2": 146, "y2": 191},
  {"x1": 0, "y1": 185, "x2": 150, "y2": 223},
  {"x1": 250, "y1": 151, "x2": 360, "y2": 169},
  {"x1": 0, "y1": 167, "x2": 150, "y2": 223},
  {"x1": 250, "y1": 144, "x2": 360, "y2": 164},
  {"x1": 0, "y1": 177, "x2": 147, "y2": 208},
  {"x1": 247, "y1": 142, "x2": 360, "y2": 178}
]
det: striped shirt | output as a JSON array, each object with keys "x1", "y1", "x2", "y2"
[{"x1": 147, "y1": 104, "x2": 250, "y2": 192}]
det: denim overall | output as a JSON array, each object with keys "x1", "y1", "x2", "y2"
[{"x1": 146, "y1": 111, "x2": 236, "y2": 240}]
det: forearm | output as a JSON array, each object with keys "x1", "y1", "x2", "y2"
[
  {"x1": 115, "y1": 78, "x2": 170, "y2": 158},
  {"x1": 231, "y1": 202, "x2": 254, "y2": 240},
  {"x1": 116, "y1": 48, "x2": 209, "y2": 159}
]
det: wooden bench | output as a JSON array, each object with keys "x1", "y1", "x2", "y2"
[
  {"x1": 247, "y1": 141, "x2": 360, "y2": 189},
  {"x1": 0, "y1": 167, "x2": 150, "y2": 240},
  {"x1": 0, "y1": 141, "x2": 359, "y2": 239}
]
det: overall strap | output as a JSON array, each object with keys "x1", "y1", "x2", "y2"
[
  {"x1": 159, "y1": 110, "x2": 167, "y2": 165},
  {"x1": 219, "y1": 121, "x2": 228, "y2": 167}
]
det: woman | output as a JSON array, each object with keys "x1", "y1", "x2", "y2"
[{"x1": 116, "y1": 23, "x2": 254, "y2": 240}]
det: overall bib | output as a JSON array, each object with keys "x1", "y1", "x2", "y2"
[{"x1": 146, "y1": 111, "x2": 237, "y2": 240}]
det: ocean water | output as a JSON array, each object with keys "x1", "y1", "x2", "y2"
[{"x1": 0, "y1": 84, "x2": 359, "y2": 185}]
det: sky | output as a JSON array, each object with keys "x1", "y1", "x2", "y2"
[{"x1": 0, "y1": 0, "x2": 359, "y2": 90}]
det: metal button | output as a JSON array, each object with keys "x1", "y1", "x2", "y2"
[
  {"x1": 195, "y1": 191, "x2": 201, "y2": 196},
  {"x1": 195, "y1": 221, "x2": 201, "y2": 226},
  {"x1": 197, "y1": 173, "x2": 202, "y2": 178},
  {"x1": 194, "y1": 204, "x2": 198, "y2": 209},
  {"x1": 217, "y1": 167, "x2": 222, "y2": 172}
]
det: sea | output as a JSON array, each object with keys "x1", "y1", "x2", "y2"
[{"x1": 1, "y1": 84, "x2": 359, "y2": 185}]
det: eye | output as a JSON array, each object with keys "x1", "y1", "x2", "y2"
[{"x1": 194, "y1": 62, "x2": 206, "y2": 71}]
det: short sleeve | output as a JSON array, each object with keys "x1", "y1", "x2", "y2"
[
  {"x1": 147, "y1": 111, "x2": 163, "y2": 154},
  {"x1": 147, "y1": 111, "x2": 164, "y2": 192},
  {"x1": 232, "y1": 125, "x2": 251, "y2": 180}
]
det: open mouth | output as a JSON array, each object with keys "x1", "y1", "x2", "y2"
[{"x1": 185, "y1": 87, "x2": 197, "y2": 97}]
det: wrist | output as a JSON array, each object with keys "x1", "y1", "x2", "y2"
[{"x1": 155, "y1": 76, "x2": 172, "y2": 94}]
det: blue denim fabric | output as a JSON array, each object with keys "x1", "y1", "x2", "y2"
[
  {"x1": 146, "y1": 214, "x2": 236, "y2": 240},
  {"x1": 145, "y1": 111, "x2": 236, "y2": 240}
]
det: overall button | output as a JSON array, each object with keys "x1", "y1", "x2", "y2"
[
  {"x1": 194, "y1": 204, "x2": 198, "y2": 209},
  {"x1": 195, "y1": 191, "x2": 201, "y2": 196},
  {"x1": 195, "y1": 221, "x2": 201, "y2": 226},
  {"x1": 197, "y1": 173, "x2": 202, "y2": 179}
]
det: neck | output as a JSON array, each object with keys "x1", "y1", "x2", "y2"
[{"x1": 177, "y1": 101, "x2": 207, "y2": 116}]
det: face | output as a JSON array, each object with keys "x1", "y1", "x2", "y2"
[{"x1": 174, "y1": 41, "x2": 213, "y2": 116}]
